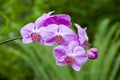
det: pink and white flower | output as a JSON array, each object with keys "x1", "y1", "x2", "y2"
[
  {"x1": 53, "y1": 41, "x2": 88, "y2": 71},
  {"x1": 20, "y1": 23, "x2": 42, "y2": 44},
  {"x1": 74, "y1": 23, "x2": 90, "y2": 47},
  {"x1": 40, "y1": 24, "x2": 77, "y2": 46}
]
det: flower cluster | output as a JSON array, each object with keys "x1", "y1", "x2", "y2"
[{"x1": 20, "y1": 11, "x2": 98, "y2": 71}]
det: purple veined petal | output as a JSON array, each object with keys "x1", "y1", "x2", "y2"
[
  {"x1": 74, "y1": 23, "x2": 82, "y2": 31},
  {"x1": 20, "y1": 23, "x2": 34, "y2": 37},
  {"x1": 20, "y1": 23, "x2": 35, "y2": 44},
  {"x1": 22, "y1": 37, "x2": 33, "y2": 43},
  {"x1": 54, "y1": 45, "x2": 69, "y2": 66},
  {"x1": 56, "y1": 14, "x2": 71, "y2": 22},
  {"x1": 21, "y1": 29, "x2": 32, "y2": 38},
  {"x1": 58, "y1": 55, "x2": 67, "y2": 62},
  {"x1": 56, "y1": 18, "x2": 72, "y2": 27},
  {"x1": 21, "y1": 23, "x2": 35, "y2": 31},
  {"x1": 74, "y1": 23, "x2": 85, "y2": 34},
  {"x1": 83, "y1": 28, "x2": 88, "y2": 42},
  {"x1": 75, "y1": 24, "x2": 88, "y2": 45},
  {"x1": 70, "y1": 63, "x2": 81, "y2": 71},
  {"x1": 73, "y1": 46, "x2": 86, "y2": 54},
  {"x1": 78, "y1": 34, "x2": 85, "y2": 44},
  {"x1": 35, "y1": 11, "x2": 54, "y2": 28},
  {"x1": 43, "y1": 37, "x2": 56, "y2": 46},
  {"x1": 62, "y1": 34, "x2": 77, "y2": 46},
  {"x1": 40, "y1": 24, "x2": 58, "y2": 45},
  {"x1": 81, "y1": 27, "x2": 88, "y2": 41},
  {"x1": 43, "y1": 14, "x2": 72, "y2": 27},
  {"x1": 56, "y1": 60, "x2": 67, "y2": 66},
  {"x1": 42, "y1": 16, "x2": 55, "y2": 26},
  {"x1": 56, "y1": 14, "x2": 71, "y2": 27},
  {"x1": 43, "y1": 16, "x2": 71, "y2": 27},
  {"x1": 40, "y1": 32, "x2": 56, "y2": 45},
  {"x1": 73, "y1": 54, "x2": 88, "y2": 66},
  {"x1": 67, "y1": 41, "x2": 79, "y2": 53},
  {"x1": 40, "y1": 24, "x2": 58, "y2": 36},
  {"x1": 53, "y1": 45, "x2": 67, "y2": 60},
  {"x1": 72, "y1": 46, "x2": 88, "y2": 65},
  {"x1": 58, "y1": 25, "x2": 76, "y2": 35}
]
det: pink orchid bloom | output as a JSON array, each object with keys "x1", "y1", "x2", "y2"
[
  {"x1": 53, "y1": 41, "x2": 88, "y2": 71},
  {"x1": 20, "y1": 23, "x2": 43, "y2": 44},
  {"x1": 35, "y1": 11, "x2": 72, "y2": 28},
  {"x1": 74, "y1": 23, "x2": 90, "y2": 47},
  {"x1": 40, "y1": 24, "x2": 77, "y2": 46}
]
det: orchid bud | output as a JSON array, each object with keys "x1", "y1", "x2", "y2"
[{"x1": 87, "y1": 48, "x2": 98, "y2": 59}]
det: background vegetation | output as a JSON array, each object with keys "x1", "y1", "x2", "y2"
[{"x1": 0, "y1": 0, "x2": 119, "y2": 80}]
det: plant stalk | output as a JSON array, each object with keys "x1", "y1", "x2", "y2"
[{"x1": 0, "y1": 37, "x2": 22, "y2": 45}]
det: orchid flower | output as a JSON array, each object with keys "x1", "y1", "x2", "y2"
[
  {"x1": 20, "y1": 23, "x2": 42, "y2": 44},
  {"x1": 74, "y1": 23, "x2": 90, "y2": 47},
  {"x1": 40, "y1": 24, "x2": 77, "y2": 46},
  {"x1": 53, "y1": 41, "x2": 88, "y2": 71}
]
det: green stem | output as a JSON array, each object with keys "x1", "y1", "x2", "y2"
[{"x1": 0, "y1": 37, "x2": 22, "y2": 45}]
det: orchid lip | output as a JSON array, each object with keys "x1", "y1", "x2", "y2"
[
  {"x1": 31, "y1": 33, "x2": 40, "y2": 41},
  {"x1": 84, "y1": 41, "x2": 91, "y2": 46},
  {"x1": 65, "y1": 56, "x2": 73, "y2": 65},
  {"x1": 55, "y1": 35, "x2": 63, "y2": 44}
]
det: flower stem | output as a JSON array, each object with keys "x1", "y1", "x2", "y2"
[{"x1": 0, "y1": 37, "x2": 22, "y2": 45}]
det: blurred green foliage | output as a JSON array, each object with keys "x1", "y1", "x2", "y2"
[{"x1": 0, "y1": 0, "x2": 119, "y2": 80}]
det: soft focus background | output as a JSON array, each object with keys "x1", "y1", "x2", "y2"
[{"x1": 0, "y1": 0, "x2": 120, "y2": 80}]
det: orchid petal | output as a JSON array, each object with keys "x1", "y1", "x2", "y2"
[
  {"x1": 43, "y1": 14, "x2": 71, "y2": 27},
  {"x1": 53, "y1": 45, "x2": 66, "y2": 60},
  {"x1": 70, "y1": 63, "x2": 81, "y2": 71},
  {"x1": 73, "y1": 46, "x2": 86, "y2": 54},
  {"x1": 56, "y1": 60, "x2": 67, "y2": 66},
  {"x1": 55, "y1": 14, "x2": 71, "y2": 26},
  {"x1": 20, "y1": 23, "x2": 34, "y2": 37},
  {"x1": 74, "y1": 54, "x2": 88, "y2": 66},
  {"x1": 67, "y1": 41, "x2": 79, "y2": 53},
  {"x1": 58, "y1": 25, "x2": 75, "y2": 35},
  {"x1": 22, "y1": 38, "x2": 33, "y2": 43},
  {"x1": 72, "y1": 46, "x2": 88, "y2": 65},
  {"x1": 74, "y1": 23, "x2": 88, "y2": 45},
  {"x1": 40, "y1": 24, "x2": 58, "y2": 45},
  {"x1": 56, "y1": 14, "x2": 71, "y2": 21},
  {"x1": 20, "y1": 23, "x2": 35, "y2": 43},
  {"x1": 62, "y1": 34, "x2": 77, "y2": 46},
  {"x1": 35, "y1": 11, "x2": 54, "y2": 28}
]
